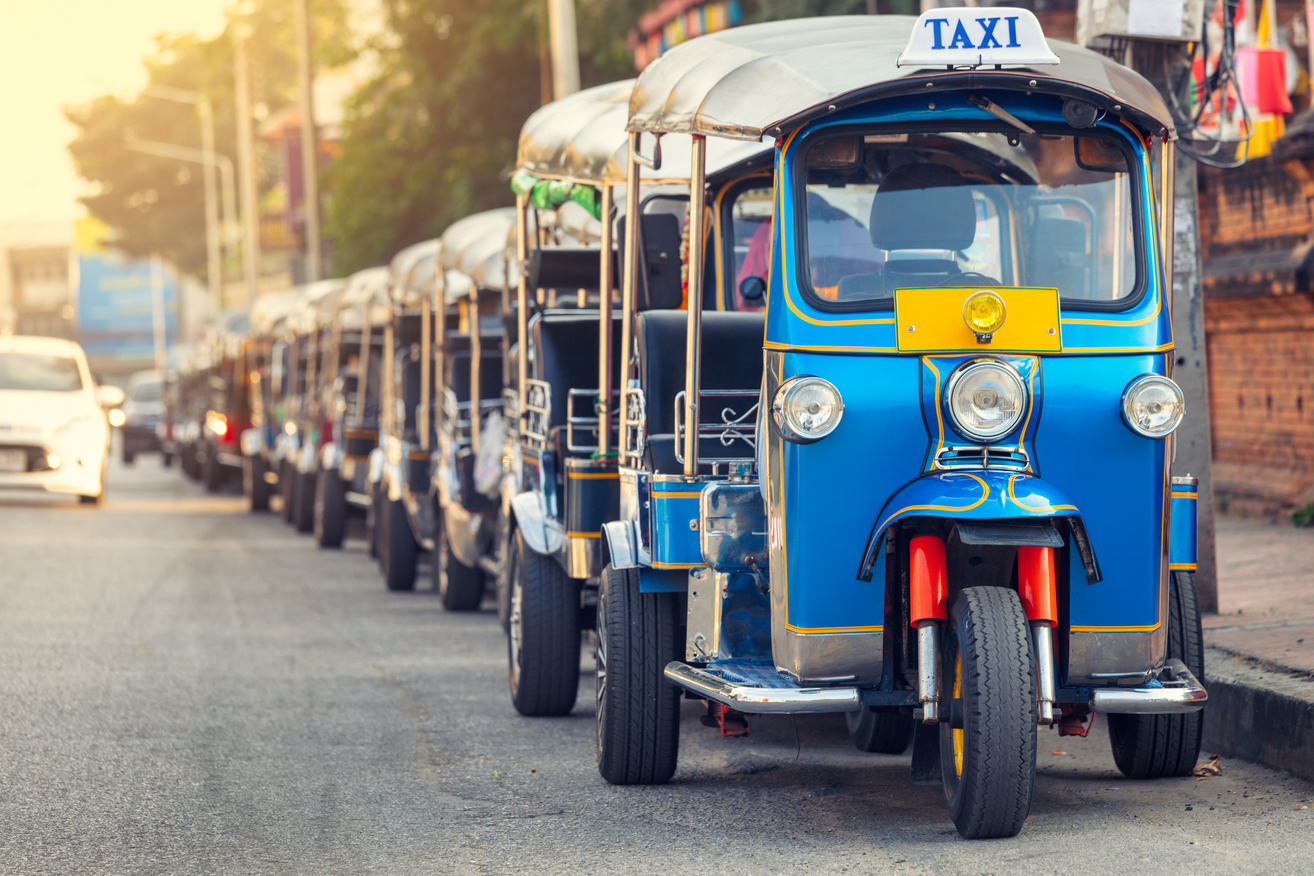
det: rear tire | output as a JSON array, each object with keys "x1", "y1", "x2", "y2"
[
  {"x1": 596, "y1": 563, "x2": 681, "y2": 785},
  {"x1": 435, "y1": 518, "x2": 484, "y2": 610},
  {"x1": 366, "y1": 484, "x2": 380, "y2": 560},
  {"x1": 314, "y1": 469, "x2": 347, "y2": 548},
  {"x1": 162, "y1": 452, "x2": 174, "y2": 468},
  {"x1": 245, "y1": 457, "x2": 271, "y2": 512},
  {"x1": 507, "y1": 529, "x2": 580, "y2": 716},
  {"x1": 939, "y1": 586, "x2": 1037, "y2": 839},
  {"x1": 1108, "y1": 571, "x2": 1205, "y2": 779},
  {"x1": 280, "y1": 462, "x2": 294, "y2": 522},
  {"x1": 495, "y1": 515, "x2": 513, "y2": 632},
  {"x1": 382, "y1": 498, "x2": 417, "y2": 592},
  {"x1": 292, "y1": 470, "x2": 315, "y2": 533},
  {"x1": 203, "y1": 447, "x2": 222, "y2": 493},
  {"x1": 846, "y1": 708, "x2": 915, "y2": 754}
]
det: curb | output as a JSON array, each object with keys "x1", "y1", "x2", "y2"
[{"x1": 1201, "y1": 647, "x2": 1314, "y2": 783}]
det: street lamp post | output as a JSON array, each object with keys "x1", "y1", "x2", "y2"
[
  {"x1": 233, "y1": 29, "x2": 262, "y2": 305},
  {"x1": 295, "y1": 0, "x2": 322, "y2": 282},
  {"x1": 142, "y1": 85, "x2": 221, "y2": 312}
]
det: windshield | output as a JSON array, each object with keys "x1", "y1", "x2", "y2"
[
  {"x1": 132, "y1": 380, "x2": 163, "y2": 403},
  {"x1": 0, "y1": 352, "x2": 84, "y2": 392},
  {"x1": 725, "y1": 183, "x2": 773, "y2": 312},
  {"x1": 800, "y1": 129, "x2": 1138, "y2": 308}
]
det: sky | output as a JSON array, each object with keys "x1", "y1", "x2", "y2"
[{"x1": 0, "y1": 1, "x2": 231, "y2": 227}]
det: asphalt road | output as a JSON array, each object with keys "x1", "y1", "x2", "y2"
[{"x1": 0, "y1": 454, "x2": 1311, "y2": 876}]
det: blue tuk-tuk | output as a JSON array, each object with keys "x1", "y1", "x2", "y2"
[
  {"x1": 505, "y1": 80, "x2": 772, "y2": 717},
  {"x1": 597, "y1": 10, "x2": 1206, "y2": 839}
]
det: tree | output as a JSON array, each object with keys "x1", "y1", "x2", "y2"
[{"x1": 65, "y1": 0, "x2": 353, "y2": 278}]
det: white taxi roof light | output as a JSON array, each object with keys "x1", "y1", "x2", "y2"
[{"x1": 897, "y1": 7, "x2": 1061, "y2": 69}]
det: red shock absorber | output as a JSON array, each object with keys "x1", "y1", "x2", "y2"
[
  {"x1": 909, "y1": 535, "x2": 947, "y2": 723},
  {"x1": 1018, "y1": 545, "x2": 1058, "y2": 725}
]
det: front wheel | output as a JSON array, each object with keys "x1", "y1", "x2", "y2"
[
  {"x1": 202, "y1": 447, "x2": 223, "y2": 493},
  {"x1": 846, "y1": 708, "x2": 914, "y2": 754},
  {"x1": 382, "y1": 498, "x2": 417, "y2": 592},
  {"x1": 596, "y1": 564, "x2": 681, "y2": 785},
  {"x1": 1108, "y1": 571, "x2": 1205, "y2": 779},
  {"x1": 434, "y1": 517, "x2": 484, "y2": 611},
  {"x1": 245, "y1": 457, "x2": 271, "y2": 512},
  {"x1": 314, "y1": 469, "x2": 347, "y2": 548},
  {"x1": 507, "y1": 529, "x2": 580, "y2": 716},
  {"x1": 939, "y1": 586, "x2": 1037, "y2": 839},
  {"x1": 292, "y1": 470, "x2": 315, "y2": 534}
]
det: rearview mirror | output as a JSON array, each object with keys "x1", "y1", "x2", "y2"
[
  {"x1": 96, "y1": 385, "x2": 125, "y2": 408},
  {"x1": 739, "y1": 276, "x2": 767, "y2": 301}
]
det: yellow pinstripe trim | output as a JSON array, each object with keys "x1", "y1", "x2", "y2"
[
  {"x1": 652, "y1": 561, "x2": 704, "y2": 570},
  {"x1": 764, "y1": 341, "x2": 899, "y2": 354},
  {"x1": 786, "y1": 623, "x2": 884, "y2": 634},
  {"x1": 1006, "y1": 475, "x2": 1078, "y2": 515},
  {"x1": 882, "y1": 472, "x2": 990, "y2": 527},
  {"x1": 926, "y1": 358, "x2": 945, "y2": 456},
  {"x1": 1071, "y1": 623, "x2": 1162, "y2": 632},
  {"x1": 567, "y1": 471, "x2": 619, "y2": 480},
  {"x1": 653, "y1": 491, "x2": 701, "y2": 499},
  {"x1": 567, "y1": 531, "x2": 601, "y2": 539},
  {"x1": 1173, "y1": 492, "x2": 1198, "y2": 499},
  {"x1": 1169, "y1": 563, "x2": 1198, "y2": 571}
]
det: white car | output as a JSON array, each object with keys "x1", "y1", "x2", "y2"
[{"x1": 0, "y1": 336, "x2": 122, "y2": 504}]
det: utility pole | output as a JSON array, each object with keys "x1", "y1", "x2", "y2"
[
  {"x1": 143, "y1": 86, "x2": 221, "y2": 315},
  {"x1": 150, "y1": 256, "x2": 167, "y2": 371},
  {"x1": 546, "y1": 0, "x2": 581, "y2": 99},
  {"x1": 295, "y1": 0, "x2": 322, "y2": 282},
  {"x1": 233, "y1": 28, "x2": 262, "y2": 306}
]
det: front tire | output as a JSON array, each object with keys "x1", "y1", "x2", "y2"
[
  {"x1": 434, "y1": 517, "x2": 484, "y2": 610},
  {"x1": 507, "y1": 529, "x2": 580, "y2": 717},
  {"x1": 939, "y1": 586, "x2": 1037, "y2": 839},
  {"x1": 382, "y1": 497, "x2": 417, "y2": 592},
  {"x1": 292, "y1": 470, "x2": 315, "y2": 533},
  {"x1": 596, "y1": 563, "x2": 681, "y2": 785},
  {"x1": 314, "y1": 469, "x2": 347, "y2": 548},
  {"x1": 846, "y1": 708, "x2": 914, "y2": 754},
  {"x1": 1108, "y1": 571, "x2": 1205, "y2": 779},
  {"x1": 245, "y1": 457, "x2": 271, "y2": 512},
  {"x1": 202, "y1": 447, "x2": 222, "y2": 493}
]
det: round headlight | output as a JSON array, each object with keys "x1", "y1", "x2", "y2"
[
  {"x1": 945, "y1": 359, "x2": 1026, "y2": 443},
  {"x1": 1122, "y1": 375, "x2": 1184, "y2": 437},
  {"x1": 772, "y1": 376, "x2": 844, "y2": 443}
]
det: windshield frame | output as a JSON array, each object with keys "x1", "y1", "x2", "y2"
[{"x1": 789, "y1": 118, "x2": 1149, "y2": 316}]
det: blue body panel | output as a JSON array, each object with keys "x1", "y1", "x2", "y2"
[
  {"x1": 649, "y1": 483, "x2": 704, "y2": 569},
  {"x1": 777, "y1": 353, "x2": 925, "y2": 632},
  {"x1": 640, "y1": 568, "x2": 687, "y2": 594},
  {"x1": 1170, "y1": 483, "x2": 1198, "y2": 570},
  {"x1": 1035, "y1": 354, "x2": 1168, "y2": 630}
]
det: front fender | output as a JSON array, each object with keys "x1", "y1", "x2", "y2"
[
  {"x1": 510, "y1": 491, "x2": 564, "y2": 557},
  {"x1": 860, "y1": 471, "x2": 1100, "y2": 582}
]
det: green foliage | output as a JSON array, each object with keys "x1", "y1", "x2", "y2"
[
  {"x1": 65, "y1": 0, "x2": 353, "y2": 276},
  {"x1": 325, "y1": 0, "x2": 647, "y2": 274}
]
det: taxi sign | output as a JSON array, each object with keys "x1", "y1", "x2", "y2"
[{"x1": 897, "y1": 7, "x2": 1060, "y2": 68}]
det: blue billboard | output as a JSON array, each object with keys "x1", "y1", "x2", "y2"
[{"x1": 77, "y1": 252, "x2": 179, "y2": 364}]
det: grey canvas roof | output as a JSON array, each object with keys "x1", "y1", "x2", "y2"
[
  {"x1": 627, "y1": 15, "x2": 1173, "y2": 141},
  {"x1": 247, "y1": 286, "x2": 302, "y2": 338},
  {"x1": 338, "y1": 266, "x2": 391, "y2": 331},
  {"x1": 517, "y1": 78, "x2": 770, "y2": 185},
  {"x1": 439, "y1": 208, "x2": 518, "y2": 293},
  {"x1": 287, "y1": 279, "x2": 345, "y2": 336}
]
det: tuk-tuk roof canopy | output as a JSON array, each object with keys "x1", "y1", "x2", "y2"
[
  {"x1": 339, "y1": 265, "x2": 391, "y2": 331},
  {"x1": 247, "y1": 286, "x2": 302, "y2": 338},
  {"x1": 518, "y1": 78, "x2": 770, "y2": 185},
  {"x1": 288, "y1": 279, "x2": 345, "y2": 336},
  {"x1": 387, "y1": 238, "x2": 441, "y2": 306},
  {"x1": 439, "y1": 208, "x2": 517, "y2": 293},
  {"x1": 627, "y1": 15, "x2": 1173, "y2": 141}
]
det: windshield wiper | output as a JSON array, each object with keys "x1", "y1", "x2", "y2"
[{"x1": 967, "y1": 95, "x2": 1036, "y2": 136}]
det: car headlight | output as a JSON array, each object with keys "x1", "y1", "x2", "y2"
[
  {"x1": 772, "y1": 376, "x2": 844, "y2": 443},
  {"x1": 1122, "y1": 374, "x2": 1184, "y2": 437},
  {"x1": 107, "y1": 408, "x2": 127, "y2": 428},
  {"x1": 945, "y1": 359, "x2": 1026, "y2": 443}
]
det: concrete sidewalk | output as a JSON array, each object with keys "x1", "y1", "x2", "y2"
[{"x1": 1202, "y1": 519, "x2": 1314, "y2": 782}]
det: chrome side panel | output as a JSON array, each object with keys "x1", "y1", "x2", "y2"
[
  {"x1": 1067, "y1": 629, "x2": 1156, "y2": 684},
  {"x1": 511, "y1": 491, "x2": 564, "y2": 557},
  {"x1": 602, "y1": 520, "x2": 639, "y2": 570},
  {"x1": 563, "y1": 535, "x2": 602, "y2": 579}
]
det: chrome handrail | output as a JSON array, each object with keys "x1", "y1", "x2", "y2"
[{"x1": 674, "y1": 389, "x2": 758, "y2": 467}]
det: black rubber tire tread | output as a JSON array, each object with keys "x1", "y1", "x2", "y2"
[
  {"x1": 595, "y1": 564, "x2": 681, "y2": 785},
  {"x1": 939, "y1": 586, "x2": 1037, "y2": 840},
  {"x1": 280, "y1": 463, "x2": 295, "y2": 522},
  {"x1": 846, "y1": 708, "x2": 915, "y2": 754},
  {"x1": 1108, "y1": 571, "x2": 1205, "y2": 779},
  {"x1": 246, "y1": 458, "x2": 270, "y2": 512},
  {"x1": 435, "y1": 521, "x2": 484, "y2": 611},
  {"x1": 293, "y1": 470, "x2": 315, "y2": 533},
  {"x1": 366, "y1": 485, "x2": 380, "y2": 560},
  {"x1": 314, "y1": 469, "x2": 347, "y2": 548},
  {"x1": 383, "y1": 498, "x2": 417, "y2": 592},
  {"x1": 508, "y1": 530, "x2": 580, "y2": 717},
  {"x1": 203, "y1": 448, "x2": 223, "y2": 493}
]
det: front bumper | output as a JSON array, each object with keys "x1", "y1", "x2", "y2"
[{"x1": 0, "y1": 440, "x2": 103, "y2": 496}]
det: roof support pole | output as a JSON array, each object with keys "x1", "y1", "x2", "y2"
[
  {"x1": 619, "y1": 135, "x2": 643, "y2": 466},
  {"x1": 420, "y1": 282, "x2": 431, "y2": 453},
  {"x1": 470, "y1": 286, "x2": 482, "y2": 456},
  {"x1": 516, "y1": 193, "x2": 530, "y2": 431},
  {"x1": 597, "y1": 184, "x2": 615, "y2": 457},
  {"x1": 682, "y1": 134, "x2": 708, "y2": 477}
]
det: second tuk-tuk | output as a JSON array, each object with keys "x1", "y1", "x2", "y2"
[{"x1": 596, "y1": 10, "x2": 1206, "y2": 840}]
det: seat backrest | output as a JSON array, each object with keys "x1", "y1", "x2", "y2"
[
  {"x1": 529, "y1": 309, "x2": 623, "y2": 429},
  {"x1": 636, "y1": 310, "x2": 764, "y2": 436},
  {"x1": 444, "y1": 333, "x2": 503, "y2": 404}
]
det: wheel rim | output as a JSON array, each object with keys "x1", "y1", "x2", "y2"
[
  {"x1": 952, "y1": 652, "x2": 964, "y2": 778},
  {"x1": 595, "y1": 580, "x2": 608, "y2": 758}
]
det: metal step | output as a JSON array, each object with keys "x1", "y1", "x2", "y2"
[
  {"x1": 1091, "y1": 658, "x2": 1208, "y2": 714},
  {"x1": 664, "y1": 660, "x2": 861, "y2": 715}
]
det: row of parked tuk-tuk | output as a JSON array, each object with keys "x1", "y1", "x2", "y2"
[{"x1": 165, "y1": 10, "x2": 1208, "y2": 839}]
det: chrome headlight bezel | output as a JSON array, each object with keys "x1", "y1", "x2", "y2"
[
  {"x1": 772, "y1": 375, "x2": 844, "y2": 444},
  {"x1": 1121, "y1": 374, "x2": 1185, "y2": 438},
  {"x1": 944, "y1": 358, "x2": 1027, "y2": 444}
]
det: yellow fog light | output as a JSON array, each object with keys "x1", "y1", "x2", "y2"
[
  {"x1": 963, "y1": 290, "x2": 1006, "y2": 343},
  {"x1": 107, "y1": 408, "x2": 127, "y2": 428},
  {"x1": 46, "y1": 453, "x2": 61, "y2": 470}
]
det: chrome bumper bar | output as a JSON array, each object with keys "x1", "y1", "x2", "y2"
[
  {"x1": 1090, "y1": 659, "x2": 1208, "y2": 714},
  {"x1": 664, "y1": 661, "x2": 862, "y2": 714}
]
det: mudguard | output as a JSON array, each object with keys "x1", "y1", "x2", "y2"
[
  {"x1": 320, "y1": 441, "x2": 342, "y2": 473},
  {"x1": 510, "y1": 491, "x2": 564, "y2": 557},
  {"x1": 858, "y1": 471, "x2": 1100, "y2": 583}
]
